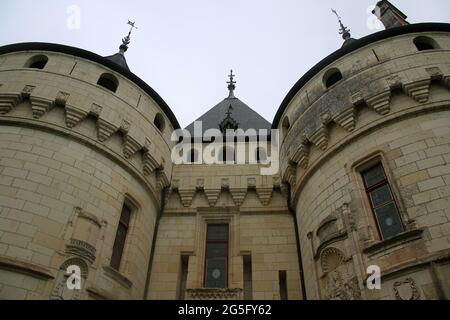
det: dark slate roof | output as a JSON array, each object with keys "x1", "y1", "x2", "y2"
[
  {"x1": 0, "y1": 42, "x2": 180, "y2": 129},
  {"x1": 185, "y1": 96, "x2": 271, "y2": 137},
  {"x1": 272, "y1": 23, "x2": 450, "y2": 128},
  {"x1": 104, "y1": 52, "x2": 130, "y2": 71}
]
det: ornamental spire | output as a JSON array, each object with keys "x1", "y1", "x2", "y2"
[
  {"x1": 119, "y1": 20, "x2": 138, "y2": 54},
  {"x1": 331, "y1": 9, "x2": 351, "y2": 41},
  {"x1": 227, "y1": 69, "x2": 236, "y2": 99}
]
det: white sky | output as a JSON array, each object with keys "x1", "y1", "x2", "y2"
[{"x1": 1, "y1": 0, "x2": 449, "y2": 128}]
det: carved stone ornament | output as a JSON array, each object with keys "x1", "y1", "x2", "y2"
[{"x1": 393, "y1": 277, "x2": 421, "y2": 300}]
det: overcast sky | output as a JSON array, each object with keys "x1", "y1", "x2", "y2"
[{"x1": 1, "y1": 0, "x2": 449, "y2": 128}]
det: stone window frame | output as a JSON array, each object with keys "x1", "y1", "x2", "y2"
[
  {"x1": 193, "y1": 208, "x2": 240, "y2": 290},
  {"x1": 351, "y1": 151, "x2": 412, "y2": 242},
  {"x1": 108, "y1": 194, "x2": 141, "y2": 276}
]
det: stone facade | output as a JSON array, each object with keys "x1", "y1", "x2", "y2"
[
  {"x1": 277, "y1": 29, "x2": 450, "y2": 299},
  {"x1": 0, "y1": 20, "x2": 450, "y2": 300}
]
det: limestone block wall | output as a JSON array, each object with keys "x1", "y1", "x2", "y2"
[
  {"x1": 278, "y1": 29, "x2": 450, "y2": 300},
  {"x1": 0, "y1": 47, "x2": 177, "y2": 299},
  {"x1": 148, "y1": 163, "x2": 302, "y2": 300}
]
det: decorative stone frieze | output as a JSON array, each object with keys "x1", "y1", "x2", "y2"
[
  {"x1": 30, "y1": 96, "x2": 53, "y2": 118},
  {"x1": 204, "y1": 188, "x2": 221, "y2": 207},
  {"x1": 333, "y1": 107, "x2": 356, "y2": 132},
  {"x1": 186, "y1": 288, "x2": 243, "y2": 300},
  {"x1": 403, "y1": 79, "x2": 431, "y2": 103},
  {"x1": 365, "y1": 90, "x2": 391, "y2": 115},
  {"x1": 97, "y1": 118, "x2": 118, "y2": 142},
  {"x1": 65, "y1": 105, "x2": 88, "y2": 128},
  {"x1": 309, "y1": 125, "x2": 329, "y2": 151}
]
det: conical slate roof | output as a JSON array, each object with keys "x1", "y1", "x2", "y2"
[
  {"x1": 185, "y1": 96, "x2": 271, "y2": 137},
  {"x1": 104, "y1": 52, "x2": 130, "y2": 71}
]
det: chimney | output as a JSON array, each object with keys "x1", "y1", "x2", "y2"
[{"x1": 372, "y1": 0, "x2": 409, "y2": 29}]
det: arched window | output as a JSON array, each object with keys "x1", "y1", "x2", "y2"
[
  {"x1": 256, "y1": 147, "x2": 267, "y2": 163},
  {"x1": 219, "y1": 146, "x2": 235, "y2": 164},
  {"x1": 154, "y1": 113, "x2": 165, "y2": 132},
  {"x1": 24, "y1": 55, "x2": 48, "y2": 69},
  {"x1": 187, "y1": 148, "x2": 199, "y2": 163},
  {"x1": 97, "y1": 73, "x2": 118, "y2": 93},
  {"x1": 324, "y1": 68, "x2": 343, "y2": 89},
  {"x1": 414, "y1": 36, "x2": 439, "y2": 51},
  {"x1": 282, "y1": 116, "x2": 290, "y2": 139}
]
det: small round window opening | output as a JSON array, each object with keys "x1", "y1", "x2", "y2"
[{"x1": 324, "y1": 68, "x2": 343, "y2": 89}]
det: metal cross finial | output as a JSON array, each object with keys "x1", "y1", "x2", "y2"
[
  {"x1": 227, "y1": 70, "x2": 236, "y2": 86},
  {"x1": 127, "y1": 20, "x2": 138, "y2": 36},
  {"x1": 331, "y1": 9, "x2": 351, "y2": 40},
  {"x1": 120, "y1": 20, "x2": 138, "y2": 53},
  {"x1": 227, "y1": 69, "x2": 236, "y2": 99}
]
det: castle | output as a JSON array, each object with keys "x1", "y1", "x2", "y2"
[{"x1": 0, "y1": 1, "x2": 449, "y2": 300}]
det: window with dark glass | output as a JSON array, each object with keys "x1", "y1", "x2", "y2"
[
  {"x1": 110, "y1": 203, "x2": 132, "y2": 270},
  {"x1": 362, "y1": 163, "x2": 404, "y2": 239},
  {"x1": 204, "y1": 224, "x2": 229, "y2": 288}
]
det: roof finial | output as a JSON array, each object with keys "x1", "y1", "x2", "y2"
[
  {"x1": 120, "y1": 20, "x2": 138, "y2": 54},
  {"x1": 227, "y1": 69, "x2": 236, "y2": 99},
  {"x1": 331, "y1": 9, "x2": 351, "y2": 41}
]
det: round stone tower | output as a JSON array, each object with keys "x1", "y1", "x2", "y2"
[
  {"x1": 0, "y1": 42, "x2": 178, "y2": 299},
  {"x1": 275, "y1": 23, "x2": 450, "y2": 300}
]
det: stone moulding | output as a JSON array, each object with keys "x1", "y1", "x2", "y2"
[
  {"x1": 281, "y1": 66, "x2": 450, "y2": 190},
  {"x1": 230, "y1": 188, "x2": 247, "y2": 206},
  {"x1": 256, "y1": 186, "x2": 274, "y2": 206},
  {"x1": 65, "y1": 104, "x2": 88, "y2": 128},
  {"x1": 186, "y1": 288, "x2": 243, "y2": 300},
  {"x1": 65, "y1": 238, "x2": 97, "y2": 264},
  {"x1": 333, "y1": 107, "x2": 356, "y2": 132},
  {"x1": 102, "y1": 265, "x2": 133, "y2": 289},
  {"x1": 309, "y1": 125, "x2": 329, "y2": 151},
  {"x1": 97, "y1": 118, "x2": 118, "y2": 142},
  {"x1": 0, "y1": 93, "x2": 20, "y2": 114},
  {"x1": 0, "y1": 255, "x2": 54, "y2": 280},
  {"x1": 178, "y1": 189, "x2": 195, "y2": 207},
  {"x1": 362, "y1": 228, "x2": 424, "y2": 256},
  {"x1": 0, "y1": 88, "x2": 168, "y2": 195},
  {"x1": 403, "y1": 79, "x2": 431, "y2": 103},
  {"x1": 204, "y1": 189, "x2": 221, "y2": 207},
  {"x1": 291, "y1": 143, "x2": 310, "y2": 169},
  {"x1": 365, "y1": 90, "x2": 391, "y2": 115}
]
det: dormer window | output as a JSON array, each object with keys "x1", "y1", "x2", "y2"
[
  {"x1": 97, "y1": 73, "x2": 118, "y2": 92},
  {"x1": 414, "y1": 36, "x2": 439, "y2": 51},
  {"x1": 154, "y1": 113, "x2": 165, "y2": 132},
  {"x1": 324, "y1": 68, "x2": 343, "y2": 89},
  {"x1": 25, "y1": 55, "x2": 48, "y2": 69}
]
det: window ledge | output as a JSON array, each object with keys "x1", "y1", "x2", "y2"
[
  {"x1": 0, "y1": 255, "x2": 54, "y2": 280},
  {"x1": 102, "y1": 265, "x2": 133, "y2": 289},
  {"x1": 363, "y1": 228, "x2": 424, "y2": 256}
]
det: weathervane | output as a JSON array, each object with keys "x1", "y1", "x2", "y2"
[
  {"x1": 227, "y1": 70, "x2": 236, "y2": 99},
  {"x1": 331, "y1": 9, "x2": 351, "y2": 40},
  {"x1": 120, "y1": 20, "x2": 138, "y2": 53}
]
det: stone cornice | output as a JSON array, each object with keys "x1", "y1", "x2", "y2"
[
  {"x1": 0, "y1": 255, "x2": 54, "y2": 280},
  {"x1": 288, "y1": 100, "x2": 450, "y2": 206}
]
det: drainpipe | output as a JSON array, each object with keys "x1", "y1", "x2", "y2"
[
  {"x1": 143, "y1": 186, "x2": 168, "y2": 300},
  {"x1": 286, "y1": 182, "x2": 307, "y2": 300}
]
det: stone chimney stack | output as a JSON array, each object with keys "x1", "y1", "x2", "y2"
[{"x1": 372, "y1": 0, "x2": 409, "y2": 29}]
